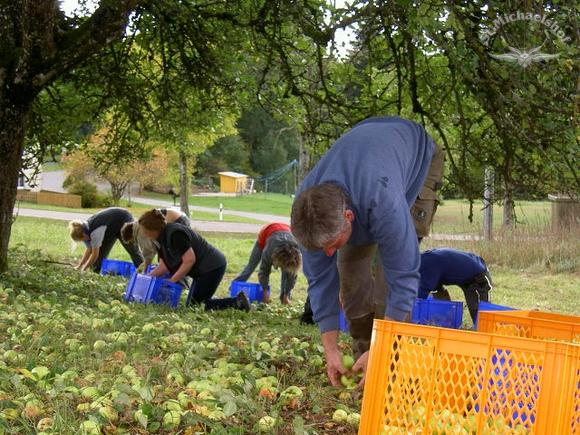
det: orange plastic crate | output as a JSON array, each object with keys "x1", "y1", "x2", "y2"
[
  {"x1": 359, "y1": 320, "x2": 580, "y2": 434},
  {"x1": 478, "y1": 310, "x2": 580, "y2": 344}
]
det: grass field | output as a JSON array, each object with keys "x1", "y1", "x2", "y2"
[
  {"x1": 1, "y1": 217, "x2": 578, "y2": 433},
  {"x1": 143, "y1": 192, "x2": 554, "y2": 236},
  {"x1": 8, "y1": 217, "x2": 579, "y2": 317},
  {"x1": 19, "y1": 191, "x2": 556, "y2": 237},
  {"x1": 143, "y1": 192, "x2": 294, "y2": 217},
  {"x1": 431, "y1": 199, "x2": 551, "y2": 235}
]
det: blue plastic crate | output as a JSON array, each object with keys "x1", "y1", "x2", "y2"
[
  {"x1": 145, "y1": 264, "x2": 171, "y2": 279},
  {"x1": 148, "y1": 279, "x2": 183, "y2": 308},
  {"x1": 476, "y1": 301, "x2": 516, "y2": 328},
  {"x1": 100, "y1": 259, "x2": 136, "y2": 277},
  {"x1": 124, "y1": 273, "x2": 155, "y2": 303},
  {"x1": 411, "y1": 298, "x2": 463, "y2": 329},
  {"x1": 124, "y1": 273, "x2": 183, "y2": 308},
  {"x1": 339, "y1": 309, "x2": 349, "y2": 333},
  {"x1": 230, "y1": 281, "x2": 264, "y2": 303}
]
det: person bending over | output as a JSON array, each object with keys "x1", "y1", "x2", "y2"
[
  {"x1": 138, "y1": 209, "x2": 250, "y2": 312},
  {"x1": 291, "y1": 116, "x2": 444, "y2": 387},
  {"x1": 69, "y1": 207, "x2": 143, "y2": 273},
  {"x1": 234, "y1": 223, "x2": 301, "y2": 304},
  {"x1": 418, "y1": 248, "x2": 492, "y2": 325}
]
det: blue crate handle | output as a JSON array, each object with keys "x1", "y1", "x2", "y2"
[{"x1": 230, "y1": 281, "x2": 265, "y2": 303}]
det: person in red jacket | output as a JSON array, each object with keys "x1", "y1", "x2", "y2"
[{"x1": 233, "y1": 222, "x2": 301, "y2": 304}]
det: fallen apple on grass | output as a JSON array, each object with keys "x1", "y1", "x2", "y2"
[
  {"x1": 258, "y1": 415, "x2": 277, "y2": 431},
  {"x1": 0, "y1": 252, "x2": 374, "y2": 433}
]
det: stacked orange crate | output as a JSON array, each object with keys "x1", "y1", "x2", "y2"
[
  {"x1": 478, "y1": 310, "x2": 580, "y2": 344},
  {"x1": 359, "y1": 320, "x2": 580, "y2": 434}
]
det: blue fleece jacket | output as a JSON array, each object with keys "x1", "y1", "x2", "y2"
[
  {"x1": 296, "y1": 117, "x2": 435, "y2": 333},
  {"x1": 418, "y1": 248, "x2": 488, "y2": 299}
]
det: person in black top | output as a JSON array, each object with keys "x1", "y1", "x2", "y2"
[
  {"x1": 138, "y1": 209, "x2": 250, "y2": 311},
  {"x1": 69, "y1": 207, "x2": 143, "y2": 272},
  {"x1": 158, "y1": 208, "x2": 191, "y2": 227}
]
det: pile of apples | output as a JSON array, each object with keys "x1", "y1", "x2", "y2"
[
  {"x1": 380, "y1": 406, "x2": 531, "y2": 434},
  {"x1": 0, "y1": 255, "x2": 363, "y2": 434}
]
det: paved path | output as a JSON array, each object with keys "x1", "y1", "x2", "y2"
[
  {"x1": 13, "y1": 207, "x2": 482, "y2": 240},
  {"x1": 13, "y1": 208, "x2": 262, "y2": 234}
]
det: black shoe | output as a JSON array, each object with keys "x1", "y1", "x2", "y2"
[{"x1": 235, "y1": 291, "x2": 251, "y2": 312}]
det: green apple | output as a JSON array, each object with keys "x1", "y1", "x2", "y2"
[
  {"x1": 332, "y1": 409, "x2": 349, "y2": 423},
  {"x1": 279, "y1": 386, "x2": 302, "y2": 405},
  {"x1": 36, "y1": 417, "x2": 53, "y2": 431},
  {"x1": 342, "y1": 354, "x2": 355, "y2": 370},
  {"x1": 79, "y1": 420, "x2": 100, "y2": 435},
  {"x1": 163, "y1": 410, "x2": 181, "y2": 428},
  {"x1": 513, "y1": 424, "x2": 529, "y2": 434},
  {"x1": 3, "y1": 350, "x2": 18, "y2": 362},
  {"x1": 22, "y1": 400, "x2": 43, "y2": 418},
  {"x1": 134, "y1": 409, "x2": 148, "y2": 428},
  {"x1": 347, "y1": 412, "x2": 361, "y2": 426},
  {"x1": 166, "y1": 369, "x2": 185, "y2": 386},
  {"x1": 408, "y1": 405, "x2": 426, "y2": 425},
  {"x1": 1, "y1": 408, "x2": 19, "y2": 421},
  {"x1": 93, "y1": 340, "x2": 107, "y2": 351},
  {"x1": 76, "y1": 403, "x2": 91, "y2": 412},
  {"x1": 338, "y1": 391, "x2": 351, "y2": 401},
  {"x1": 80, "y1": 387, "x2": 100, "y2": 400},
  {"x1": 382, "y1": 425, "x2": 404, "y2": 434},
  {"x1": 31, "y1": 366, "x2": 50, "y2": 379},
  {"x1": 463, "y1": 414, "x2": 477, "y2": 434},
  {"x1": 98, "y1": 405, "x2": 119, "y2": 422},
  {"x1": 258, "y1": 415, "x2": 276, "y2": 431},
  {"x1": 311, "y1": 355, "x2": 324, "y2": 367},
  {"x1": 177, "y1": 391, "x2": 193, "y2": 407},
  {"x1": 340, "y1": 375, "x2": 357, "y2": 389}
]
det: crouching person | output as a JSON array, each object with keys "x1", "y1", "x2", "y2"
[
  {"x1": 69, "y1": 207, "x2": 143, "y2": 273},
  {"x1": 120, "y1": 222, "x2": 158, "y2": 273},
  {"x1": 138, "y1": 209, "x2": 250, "y2": 311},
  {"x1": 233, "y1": 223, "x2": 301, "y2": 304},
  {"x1": 419, "y1": 248, "x2": 492, "y2": 324}
]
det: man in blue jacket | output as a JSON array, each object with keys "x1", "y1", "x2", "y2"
[
  {"x1": 419, "y1": 248, "x2": 492, "y2": 324},
  {"x1": 291, "y1": 117, "x2": 443, "y2": 387}
]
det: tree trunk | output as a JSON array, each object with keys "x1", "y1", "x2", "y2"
[
  {"x1": 0, "y1": 103, "x2": 31, "y2": 271},
  {"x1": 178, "y1": 149, "x2": 190, "y2": 217},
  {"x1": 109, "y1": 181, "x2": 128, "y2": 206},
  {"x1": 503, "y1": 189, "x2": 515, "y2": 230}
]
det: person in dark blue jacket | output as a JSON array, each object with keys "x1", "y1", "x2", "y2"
[
  {"x1": 418, "y1": 248, "x2": 492, "y2": 324},
  {"x1": 291, "y1": 116, "x2": 444, "y2": 387}
]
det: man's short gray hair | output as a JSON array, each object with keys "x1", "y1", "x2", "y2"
[{"x1": 291, "y1": 183, "x2": 349, "y2": 250}]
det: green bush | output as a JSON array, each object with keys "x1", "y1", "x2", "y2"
[
  {"x1": 97, "y1": 194, "x2": 112, "y2": 208},
  {"x1": 66, "y1": 179, "x2": 99, "y2": 208}
]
